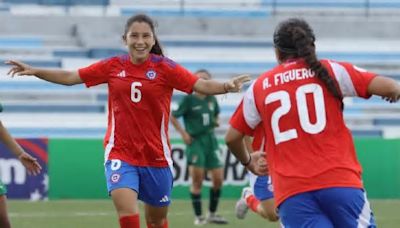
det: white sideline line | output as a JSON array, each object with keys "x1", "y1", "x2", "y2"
[{"x1": 9, "y1": 211, "x2": 235, "y2": 218}]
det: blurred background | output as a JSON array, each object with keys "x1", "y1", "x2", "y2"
[{"x1": 0, "y1": 0, "x2": 399, "y2": 227}]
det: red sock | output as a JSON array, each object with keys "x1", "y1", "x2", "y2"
[
  {"x1": 146, "y1": 219, "x2": 168, "y2": 228},
  {"x1": 246, "y1": 195, "x2": 260, "y2": 213},
  {"x1": 119, "y1": 214, "x2": 140, "y2": 228}
]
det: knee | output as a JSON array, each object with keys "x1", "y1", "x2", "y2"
[
  {"x1": 114, "y1": 203, "x2": 138, "y2": 217},
  {"x1": 146, "y1": 217, "x2": 167, "y2": 228},
  {"x1": 191, "y1": 180, "x2": 203, "y2": 192},
  {"x1": 212, "y1": 176, "x2": 223, "y2": 190},
  {"x1": 212, "y1": 180, "x2": 222, "y2": 190}
]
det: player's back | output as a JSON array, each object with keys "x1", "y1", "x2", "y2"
[{"x1": 250, "y1": 58, "x2": 364, "y2": 205}]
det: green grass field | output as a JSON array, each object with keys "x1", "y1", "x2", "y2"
[{"x1": 8, "y1": 199, "x2": 400, "y2": 227}]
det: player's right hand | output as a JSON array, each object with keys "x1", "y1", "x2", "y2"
[
  {"x1": 5, "y1": 60, "x2": 36, "y2": 77},
  {"x1": 246, "y1": 151, "x2": 268, "y2": 176},
  {"x1": 225, "y1": 74, "x2": 251, "y2": 92},
  {"x1": 18, "y1": 152, "x2": 42, "y2": 176},
  {"x1": 182, "y1": 132, "x2": 192, "y2": 145}
]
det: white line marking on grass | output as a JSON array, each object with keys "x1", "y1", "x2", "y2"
[{"x1": 9, "y1": 210, "x2": 235, "y2": 218}]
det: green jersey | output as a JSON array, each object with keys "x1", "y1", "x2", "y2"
[{"x1": 172, "y1": 94, "x2": 220, "y2": 136}]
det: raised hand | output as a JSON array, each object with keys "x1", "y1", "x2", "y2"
[
  {"x1": 18, "y1": 152, "x2": 42, "y2": 176},
  {"x1": 5, "y1": 60, "x2": 36, "y2": 77},
  {"x1": 225, "y1": 74, "x2": 251, "y2": 92}
]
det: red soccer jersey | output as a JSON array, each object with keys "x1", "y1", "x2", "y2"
[
  {"x1": 230, "y1": 58, "x2": 376, "y2": 206},
  {"x1": 79, "y1": 54, "x2": 199, "y2": 168}
]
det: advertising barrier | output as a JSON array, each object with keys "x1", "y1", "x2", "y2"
[
  {"x1": 0, "y1": 138, "x2": 48, "y2": 200},
  {"x1": 1, "y1": 138, "x2": 399, "y2": 199}
]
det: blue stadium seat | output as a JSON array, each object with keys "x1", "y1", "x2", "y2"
[
  {"x1": 2, "y1": 104, "x2": 105, "y2": 113},
  {"x1": 373, "y1": 118, "x2": 400, "y2": 126},
  {"x1": 4, "y1": 0, "x2": 109, "y2": 6},
  {"x1": 88, "y1": 48, "x2": 127, "y2": 59},
  {"x1": 0, "y1": 37, "x2": 43, "y2": 48},
  {"x1": 53, "y1": 50, "x2": 89, "y2": 58},
  {"x1": 120, "y1": 8, "x2": 270, "y2": 18},
  {"x1": 0, "y1": 59, "x2": 60, "y2": 68},
  {"x1": 351, "y1": 129, "x2": 382, "y2": 137},
  {"x1": 8, "y1": 127, "x2": 106, "y2": 138},
  {"x1": 0, "y1": 81, "x2": 86, "y2": 90}
]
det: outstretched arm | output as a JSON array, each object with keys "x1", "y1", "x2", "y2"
[
  {"x1": 368, "y1": 76, "x2": 400, "y2": 103},
  {"x1": 193, "y1": 74, "x2": 251, "y2": 95},
  {"x1": 6, "y1": 60, "x2": 82, "y2": 86},
  {"x1": 0, "y1": 121, "x2": 42, "y2": 175}
]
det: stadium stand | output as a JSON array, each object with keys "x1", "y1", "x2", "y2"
[{"x1": 0, "y1": 1, "x2": 399, "y2": 138}]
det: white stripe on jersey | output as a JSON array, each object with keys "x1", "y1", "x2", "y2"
[
  {"x1": 357, "y1": 192, "x2": 373, "y2": 228},
  {"x1": 329, "y1": 61, "x2": 358, "y2": 97},
  {"x1": 104, "y1": 109, "x2": 115, "y2": 163},
  {"x1": 243, "y1": 81, "x2": 262, "y2": 129},
  {"x1": 161, "y1": 114, "x2": 173, "y2": 171}
]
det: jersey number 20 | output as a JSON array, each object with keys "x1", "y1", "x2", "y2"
[{"x1": 266, "y1": 83, "x2": 327, "y2": 145}]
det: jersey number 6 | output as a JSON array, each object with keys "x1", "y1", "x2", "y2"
[
  {"x1": 266, "y1": 83, "x2": 327, "y2": 145},
  {"x1": 131, "y1": 82, "x2": 142, "y2": 103}
]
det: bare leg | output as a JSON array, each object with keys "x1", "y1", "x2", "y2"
[
  {"x1": 0, "y1": 195, "x2": 11, "y2": 228},
  {"x1": 144, "y1": 203, "x2": 168, "y2": 228}
]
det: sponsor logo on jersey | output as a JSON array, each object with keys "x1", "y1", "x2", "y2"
[
  {"x1": 146, "y1": 70, "x2": 157, "y2": 80},
  {"x1": 117, "y1": 70, "x2": 126, "y2": 78},
  {"x1": 192, "y1": 105, "x2": 202, "y2": 110},
  {"x1": 111, "y1": 173, "x2": 121, "y2": 183}
]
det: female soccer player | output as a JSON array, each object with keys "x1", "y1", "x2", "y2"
[
  {"x1": 235, "y1": 124, "x2": 278, "y2": 222},
  {"x1": 6, "y1": 14, "x2": 250, "y2": 228},
  {"x1": 225, "y1": 18, "x2": 400, "y2": 227},
  {"x1": 170, "y1": 69, "x2": 227, "y2": 225},
  {"x1": 0, "y1": 120, "x2": 42, "y2": 228}
]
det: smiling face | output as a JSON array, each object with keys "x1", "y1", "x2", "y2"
[{"x1": 124, "y1": 21, "x2": 156, "y2": 64}]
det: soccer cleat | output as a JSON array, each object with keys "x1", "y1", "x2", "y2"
[
  {"x1": 194, "y1": 216, "x2": 207, "y2": 226},
  {"x1": 235, "y1": 187, "x2": 252, "y2": 219},
  {"x1": 206, "y1": 213, "x2": 228, "y2": 224}
]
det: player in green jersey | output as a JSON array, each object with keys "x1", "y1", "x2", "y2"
[
  {"x1": 171, "y1": 69, "x2": 228, "y2": 226},
  {"x1": 0, "y1": 115, "x2": 42, "y2": 227}
]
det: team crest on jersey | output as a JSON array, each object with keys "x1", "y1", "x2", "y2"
[
  {"x1": 110, "y1": 173, "x2": 121, "y2": 183},
  {"x1": 146, "y1": 70, "x2": 157, "y2": 80}
]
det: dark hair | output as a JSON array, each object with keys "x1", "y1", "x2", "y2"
[
  {"x1": 195, "y1": 69, "x2": 212, "y2": 78},
  {"x1": 273, "y1": 18, "x2": 342, "y2": 102},
  {"x1": 123, "y1": 14, "x2": 164, "y2": 56}
]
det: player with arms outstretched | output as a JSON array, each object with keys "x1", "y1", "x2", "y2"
[{"x1": 6, "y1": 14, "x2": 250, "y2": 228}]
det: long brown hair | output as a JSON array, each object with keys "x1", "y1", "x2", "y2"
[{"x1": 123, "y1": 14, "x2": 164, "y2": 56}]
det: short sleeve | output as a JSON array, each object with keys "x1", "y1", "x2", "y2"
[
  {"x1": 327, "y1": 60, "x2": 376, "y2": 98},
  {"x1": 229, "y1": 101, "x2": 255, "y2": 136},
  {"x1": 163, "y1": 59, "x2": 199, "y2": 94},
  {"x1": 172, "y1": 96, "x2": 189, "y2": 118},
  {"x1": 78, "y1": 58, "x2": 112, "y2": 87}
]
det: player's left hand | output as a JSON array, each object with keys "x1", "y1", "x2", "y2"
[
  {"x1": 18, "y1": 152, "x2": 42, "y2": 176},
  {"x1": 246, "y1": 151, "x2": 268, "y2": 176},
  {"x1": 225, "y1": 74, "x2": 251, "y2": 92}
]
